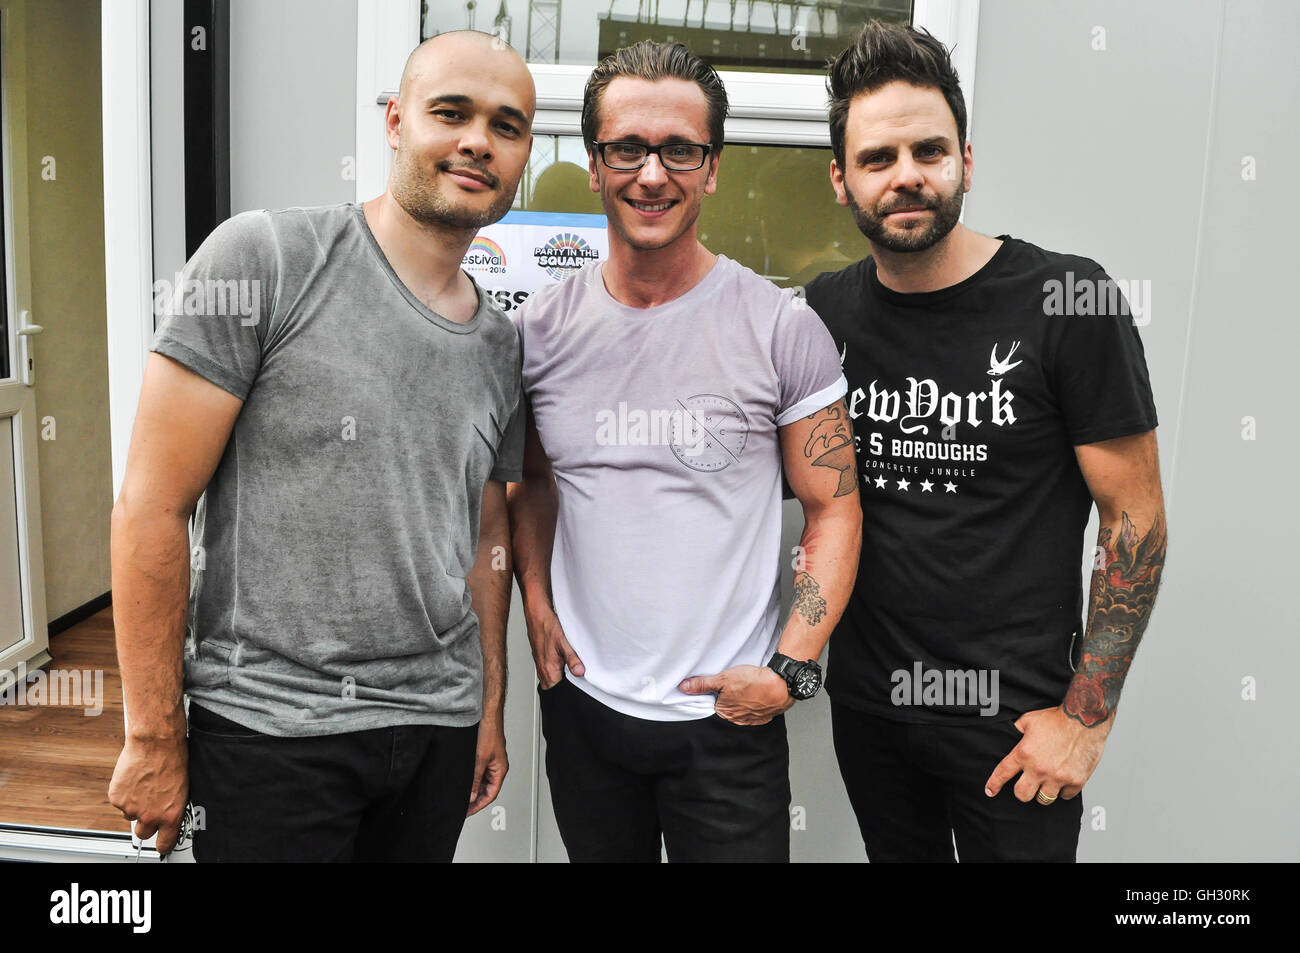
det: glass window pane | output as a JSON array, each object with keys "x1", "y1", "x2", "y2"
[
  {"x1": 515, "y1": 136, "x2": 866, "y2": 288},
  {"x1": 421, "y1": 1, "x2": 911, "y2": 73}
]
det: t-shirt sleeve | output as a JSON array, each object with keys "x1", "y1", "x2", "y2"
[
  {"x1": 490, "y1": 395, "x2": 525, "y2": 483},
  {"x1": 1047, "y1": 266, "x2": 1159, "y2": 445},
  {"x1": 150, "y1": 210, "x2": 279, "y2": 400},
  {"x1": 772, "y1": 290, "x2": 848, "y2": 426}
]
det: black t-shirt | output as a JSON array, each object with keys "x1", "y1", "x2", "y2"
[{"x1": 805, "y1": 236, "x2": 1158, "y2": 724}]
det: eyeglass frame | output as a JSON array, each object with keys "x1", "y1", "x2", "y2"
[{"x1": 592, "y1": 140, "x2": 715, "y2": 172}]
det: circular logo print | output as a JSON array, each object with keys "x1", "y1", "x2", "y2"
[
  {"x1": 534, "y1": 233, "x2": 599, "y2": 281},
  {"x1": 669, "y1": 394, "x2": 748, "y2": 472}
]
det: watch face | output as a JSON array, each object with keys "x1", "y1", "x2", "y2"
[{"x1": 792, "y1": 665, "x2": 821, "y2": 700}]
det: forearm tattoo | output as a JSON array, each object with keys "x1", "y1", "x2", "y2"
[
  {"x1": 802, "y1": 403, "x2": 857, "y2": 497},
  {"x1": 1064, "y1": 510, "x2": 1167, "y2": 727},
  {"x1": 792, "y1": 571, "x2": 828, "y2": 626}
]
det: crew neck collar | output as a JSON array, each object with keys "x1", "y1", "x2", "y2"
[
  {"x1": 351, "y1": 202, "x2": 485, "y2": 334},
  {"x1": 592, "y1": 254, "x2": 730, "y2": 317},
  {"x1": 867, "y1": 235, "x2": 1016, "y2": 308}
]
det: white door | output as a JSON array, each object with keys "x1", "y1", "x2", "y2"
[{"x1": 0, "y1": 0, "x2": 51, "y2": 680}]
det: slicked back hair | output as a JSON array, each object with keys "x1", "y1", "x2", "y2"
[
  {"x1": 827, "y1": 21, "x2": 966, "y2": 169},
  {"x1": 582, "y1": 40, "x2": 729, "y2": 158}
]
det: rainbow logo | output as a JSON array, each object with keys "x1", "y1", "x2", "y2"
[{"x1": 463, "y1": 236, "x2": 506, "y2": 272}]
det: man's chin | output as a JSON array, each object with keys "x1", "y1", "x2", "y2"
[
  {"x1": 612, "y1": 221, "x2": 682, "y2": 252},
  {"x1": 855, "y1": 218, "x2": 948, "y2": 254},
  {"x1": 420, "y1": 202, "x2": 509, "y2": 231}
]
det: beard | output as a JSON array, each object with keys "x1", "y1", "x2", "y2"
[
  {"x1": 843, "y1": 178, "x2": 964, "y2": 253},
  {"x1": 390, "y1": 145, "x2": 515, "y2": 231}
]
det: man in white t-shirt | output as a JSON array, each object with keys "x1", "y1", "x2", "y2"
[{"x1": 508, "y1": 40, "x2": 863, "y2": 862}]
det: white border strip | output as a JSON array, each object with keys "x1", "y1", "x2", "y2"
[
  {"x1": 0, "y1": 824, "x2": 162, "y2": 863},
  {"x1": 102, "y1": 0, "x2": 155, "y2": 499}
]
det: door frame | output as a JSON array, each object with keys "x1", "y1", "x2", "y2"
[{"x1": 102, "y1": 0, "x2": 155, "y2": 502}]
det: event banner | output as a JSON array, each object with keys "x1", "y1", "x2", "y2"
[{"x1": 461, "y1": 210, "x2": 609, "y2": 313}]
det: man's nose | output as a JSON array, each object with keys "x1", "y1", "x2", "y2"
[
  {"x1": 636, "y1": 152, "x2": 668, "y2": 187},
  {"x1": 890, "y1": 153, "x2": 925, "y2": 191},
  {"x1": 458, "y1": 119, "x2": 492, "y2": 161}
]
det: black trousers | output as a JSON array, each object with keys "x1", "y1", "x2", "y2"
[
  {"x1": 186, "y1": 702, "x2": 478, "y2": 862},
  {"x1": 831, "y1": 701, "x2": 1083, "y2": 862},
  {"x1": 538, "y1": 675, "x2": 791, "y2": 862}
]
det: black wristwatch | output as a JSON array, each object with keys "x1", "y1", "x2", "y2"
[{"x1": 768, "y1": 653, "x2": 822, "y2": 700}]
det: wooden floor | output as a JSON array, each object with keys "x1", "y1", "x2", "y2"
[{"x1": 0, "y1": 606, "x2": 131, "y2": 834}]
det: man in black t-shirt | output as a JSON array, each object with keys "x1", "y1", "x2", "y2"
[{"x1": 804, "y1": 21, "x2": 1167, "y2": 862}]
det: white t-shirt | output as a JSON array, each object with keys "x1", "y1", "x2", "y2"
[{"x1": 517, "y1": 255, "x2": 846, "y2": 720}]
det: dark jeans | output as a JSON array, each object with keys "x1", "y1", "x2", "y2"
[
  {"x1": 186, "y1": 702, "x2": 478, "y2": 862},
  {"x1": 831, "y1": 701, "x2": 1083, "y2": 862},
  {"x1": 538, "y1": 675, "x2": 792, "y2": 862}
]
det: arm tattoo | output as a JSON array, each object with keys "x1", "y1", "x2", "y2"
[
  {"x1": 792, "y1": 571, "x2": 828, "y2": 626},
  {"x1": 1064, "y1": 510, "x2": 1167, "y2": 727},
  {"x1": 802, "y1": 404, "x2": 856, "y2": 497}
]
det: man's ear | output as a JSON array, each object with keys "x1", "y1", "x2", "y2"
[
  {"x1": 829, "y1": 158, "x2": 849, "y2": 207},
  {"x1": 588, "y1": 148, "x2": 601, "y2": 193},
  {"x1": 384, "y1": 97, "x2": 401, "y2": 151},
  {"x1": 962, "y1": 140, "x2": 974, "y2": 193},
  {"x1": 704, "y1": 152, "x2": 721, "y2": 195}
]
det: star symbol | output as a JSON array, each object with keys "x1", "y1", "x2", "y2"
[
  {"x1": 896, "y1": 478, "x2": 910, "y2": 491},
  {"x1": 874, "y1": 476, "x2": 888, "y2": 489},
  {"x1": 944, "y1": 481, "x2": 958, "y2": 493},
  {"x1": 920, "y1": 480, "x2": 934, "y2": 492}
]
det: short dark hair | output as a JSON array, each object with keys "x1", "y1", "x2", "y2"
[
  {"x1": 826, "y1": 21, "x2": 966, "y2": 169},
  {"x1": 582, "y1": 40, "x2": 729, "y2": 157}
]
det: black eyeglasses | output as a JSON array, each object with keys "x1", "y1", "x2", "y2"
[{"x1": 594, "y1": 141, "x2": 713, "y2": 172}]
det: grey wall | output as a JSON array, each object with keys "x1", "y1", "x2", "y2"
[
  {"x1": 208, "y1": 0, "x2": 1299, "y2": 861},
  {"x1": 150, "y1": 0, "x2": 187, "y2": 302},
  {"x1": 228, "y1": 0, "x2": 357, "y2": 214},
  {"x1": 962, "y1": 0, "x2": 1299, "y2": 862}
]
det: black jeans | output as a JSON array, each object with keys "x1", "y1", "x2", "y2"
[
  {"x1": 186, "y1": 702, "x2": 478, "y2": 862},
  {"x1": 831, "y1": 702, "x2": 1083, "y2": 862},
  {"x1": 538, "y1": 675, "x2": 791, "y2": 862}
]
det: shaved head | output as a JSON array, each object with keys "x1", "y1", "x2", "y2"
[
  {"x1": 398, "y1": 31, "x2": 532, "y2": 108},
  {"x1": 385, "y1": 29, "x2": 535, "y2": 232}
]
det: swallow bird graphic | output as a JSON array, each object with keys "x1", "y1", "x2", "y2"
[{"x1": 988, "y1": 341, "x2": 1023, "y2": 376}]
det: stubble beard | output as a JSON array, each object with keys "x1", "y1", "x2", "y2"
[
  {"x1": 844, "y1": 177, "x2": 965, "y2": 253},
  {"x1": 390, "y1": 144, "x2": 515, "y2": 231}
]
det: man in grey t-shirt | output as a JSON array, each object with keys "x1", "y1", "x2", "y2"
[{"x1": 108, "y1": 32, "x2": 534, "y2": 862}]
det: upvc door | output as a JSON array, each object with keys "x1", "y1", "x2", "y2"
[{"x1": 0, "y1": 0, "x2": 51, "y2": 684}]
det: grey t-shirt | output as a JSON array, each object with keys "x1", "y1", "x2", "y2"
[{"x1": 151, "y1": 203, "x2": 523, "y2": 737}]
